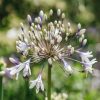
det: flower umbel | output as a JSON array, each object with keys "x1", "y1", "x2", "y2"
[{"x1": 0, "y1": 9, "x2": 97, "y2": 95}]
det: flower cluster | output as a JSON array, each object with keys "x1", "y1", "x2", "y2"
[{"x1": 0, "y1": 9, "x2": 97, "y2": 93}]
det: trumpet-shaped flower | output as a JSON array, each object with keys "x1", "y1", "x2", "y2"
[
  {"x1": 29, "y1": 74, "x2": 44, "y2": 93},
  {"x1": 62, "y1": 58, "x2": 73, "y2": 74},
  {"x1": 76, "y1": 51, "x2": 93, "y2": 60},
  {"x1": 83, "y1": 58, "x2": 97, "y2": 74},
  {"x1": 76, "y1": 51, "x2": 97, "y2": 73},
  {"x1": 23, "y1": 59, "x2": 31, "y2": 77},
  {"x1": 4, "y1": 59, "x2": 31, "y2": 79},
  {"x1": 5, "y1": 64, "x2": 21, "y2": 80}
]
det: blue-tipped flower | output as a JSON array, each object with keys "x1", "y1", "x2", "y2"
[
  {"x1": 83, "y1": 58, "x2": 97, "y2": 74},
  {"x1": 62, "y1": 58, "x2": 73, "y2": 74},
  {"x1": 29, "y1": 74, "x2": 44, "y2": 93},
  {"x1": 4, "y1": 58, "x2": 31, "y2": 79},
  {"x1": 76, "y1": 51, "x2": 97, "y2": 74},
  {"x1": 23, "y1": 59, "x2": 31, "y2": 77}
]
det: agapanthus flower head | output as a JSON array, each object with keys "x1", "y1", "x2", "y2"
[{"x1": 0, "y1": 9, "x2": 97, "y2": 93}]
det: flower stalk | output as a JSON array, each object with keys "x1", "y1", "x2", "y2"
[
  {"x1": 0, "y1": 63, "x2": 3, "y2": 100},
  {"x1": 47, "y1": 63, "x2": 52, "y2": 100},
  {"x1": 25, "y1": 78, "x2": 30, "y2": 100}
]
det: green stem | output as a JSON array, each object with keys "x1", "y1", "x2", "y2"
[
  {"x1": 25, "y1": 78, "x2": 30, "y2": 100},
  {"x1": 47, "y1": 64, "x2": 52, "y2": 100},
  {"x1": 0, "y1": 66, "x2": 3, "y2": 100}
]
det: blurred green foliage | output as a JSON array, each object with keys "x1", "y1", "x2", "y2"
[{"x1": 0, "y1": 0, "x2": 100, "y2": 100}]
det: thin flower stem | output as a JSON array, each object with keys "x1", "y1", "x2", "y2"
[
  {"x1": 47, "y1": 63, "x2": 52, "y2": 100},
  {"x1": 0, "y1": 66, "x2": 3, "y2": 100},
  {"x1": 25, "y1": 78, "x2": 30, "y2": 100},
  {"x1": 64, "y1": 56, "x2": 83, "y2": 64}
]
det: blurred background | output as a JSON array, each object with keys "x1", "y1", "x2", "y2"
[{"x1": 0, "y1": 0, "x2": 100, "y2": 100}]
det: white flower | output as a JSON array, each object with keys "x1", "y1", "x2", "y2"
[
  {"x1": 5, "y1": 64, "x2": 22, "y2": 80},
  {"x1": 77, "y1": 51, "x2": 97, "y2": 74},
  {"x1": 5, "y1": 59, "x2": 31, "y2": 79},
  {"x1": 83, "y1": 58, "x2": 97, "y2": 74},
  {"x1": 16, "y1": 41, "x2": 29, "y2": 55},
  {"x1": 23, "y1": 59, "x2": 31, "y2": 77},
  {"x1": 77, "y1": 51, "x2": 93, "y2": 60},
  {"x1": 62, "y1": 59, "x2": 73, "y2": 73},
  {"x1": 29, "y1": 74, "x2": 44, "y2": 93}
]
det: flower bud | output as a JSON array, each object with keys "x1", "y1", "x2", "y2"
[
  {"x1": 66, "y1": 33, "x2": 70, "y2": 36},
  {"x1": 48, "y1": 58, "x2": 52, "y2": 65},
  {"x1": 50, "y1": 39, "x2": 55, "y2": 45},
  {"x1": 49, "y1": 9, "x2": 53, "y2": 15},
  {"x1": 32, "y1": 23, "x2": 34, "y2": 27},
  {"x1": 38, "y1": 17, "x2": 42, "y2": 23},
  {"x1": 54, "y1": 20, "x2": 57, "y2": 25},
  {"x1": 79, "y1": 37, "x2": 83, "y2": 43},
  {"x1": 44, "y1": 14, "x2": 47, "y2": 20},
  {"x1": 20, "y1": 22, "x2": 24, "y2": 30},
  {"x1": 78, "y1": 23, "x2": 81, "y2": 30},
  {"x1": 27, "y1": 14, "x2": 32, "y2": 25},
  {"x1": 79, "y1": 29, "x2": 86, "y2": 35},
  {"x1": 67, "y1": 45, "x2": 72, "y2": 49},
  {"x1": 65, "y1": 36, "x2": 68, "y2": 41},
  {"x1": 35, "y1": 18, "x2": 38, "y2": 23},
  {"x1": 82, "y1": 39, "x2": 87, "y2": 46},
  {"x1": 57, "y1": 9, "x2": 61, "y2": 16},
  {"x1": 68, "y1": 22, "x2": 71, "y2": 28},
  {"x1": 61, "y1": 13, "x2": 65, "y2": 19},
  {"x1": 39, "y1": 10, "x2": 44, "y2": 18},
  {"x1": 9, "y1": 57, "x2": 19, "y2": 65},
  {"x1": 71, "y1": 47, "x2": 74, "y2": 54},
  {"x1": 57, "y1": 35, "x2": 62, "y2": 43}
]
